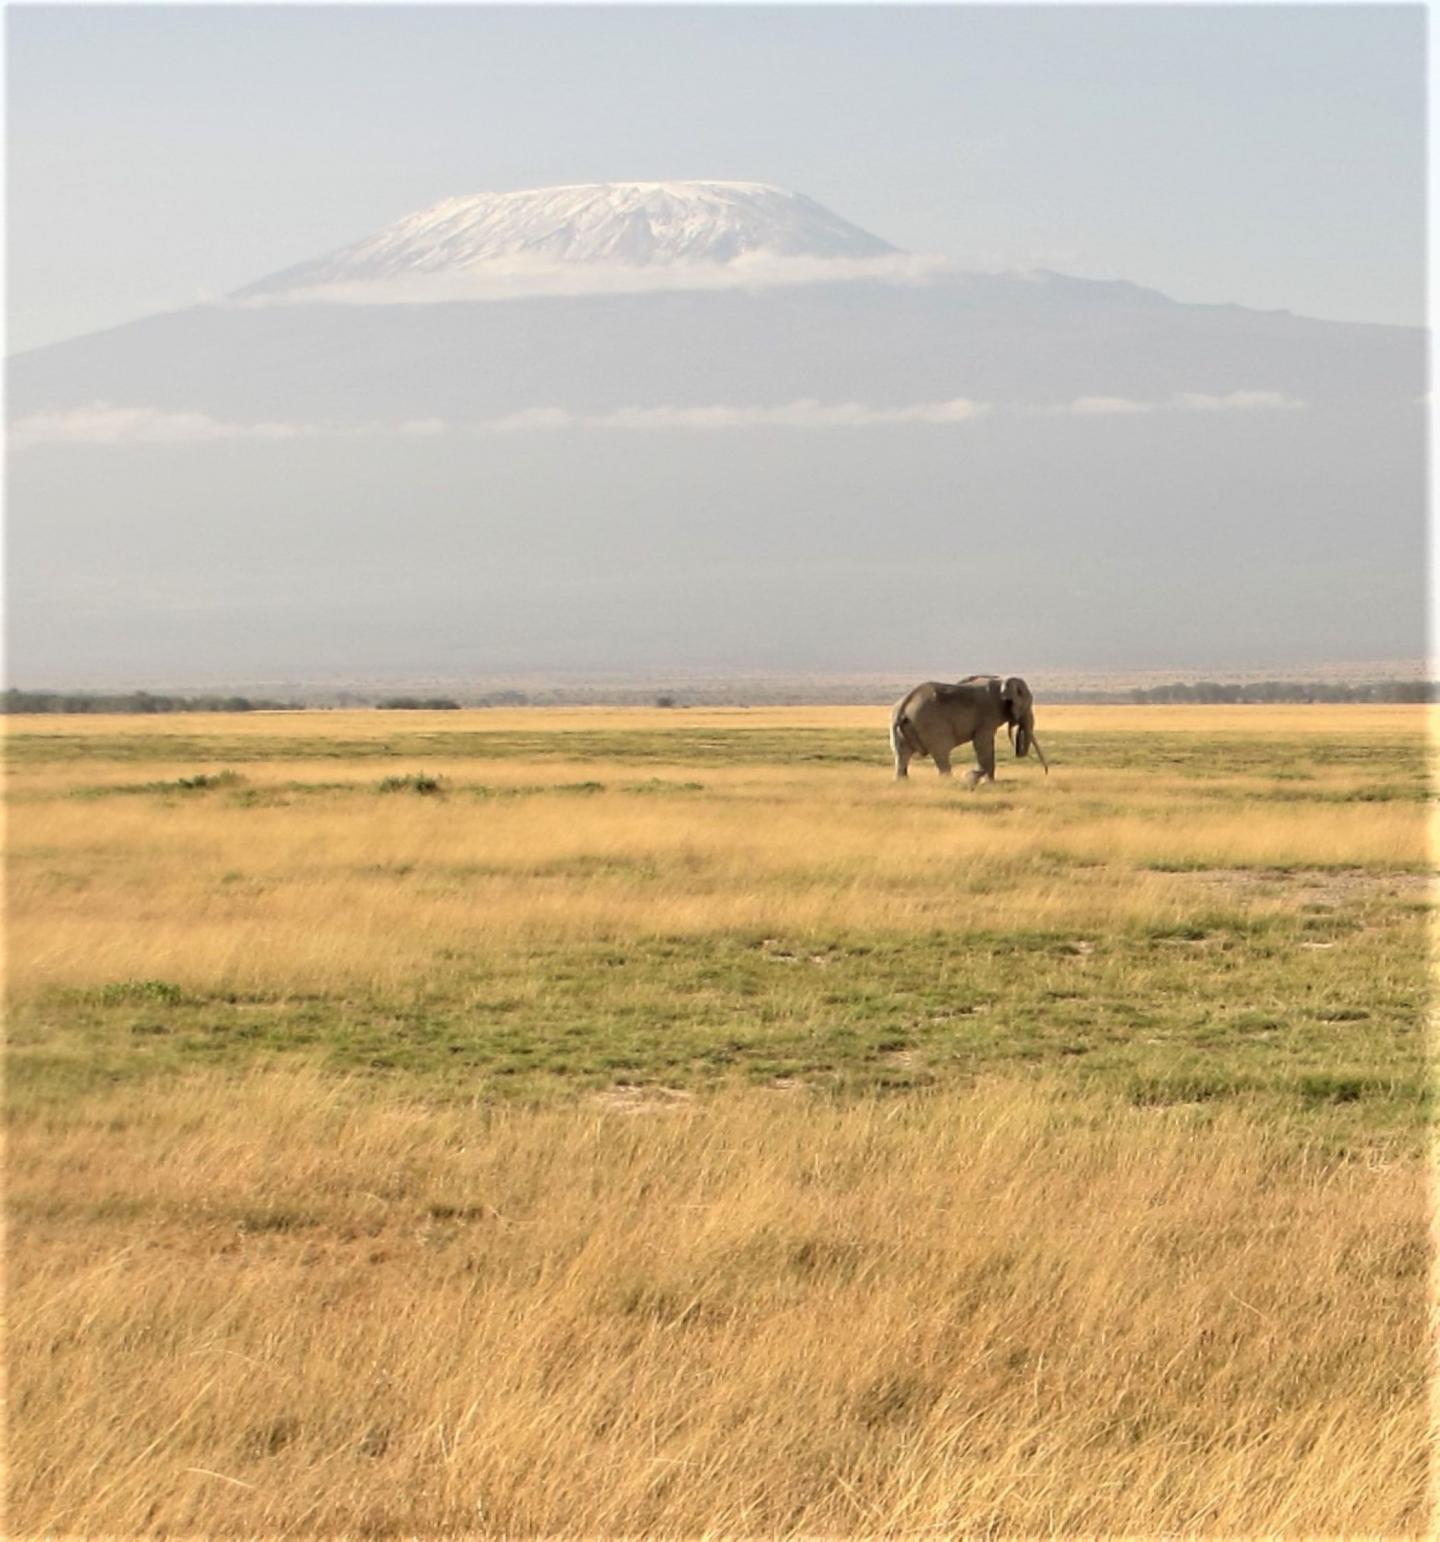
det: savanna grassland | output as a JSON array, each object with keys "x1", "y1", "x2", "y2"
[{"x1": 6, "y1": 705, "x2": 1435, "y2": 1536}]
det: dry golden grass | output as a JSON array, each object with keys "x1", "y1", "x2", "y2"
[
  {"x1": 9, "y1": 1070, "x2": 1427, "y2": 1537},
  {"x1": 7, "y1": 779, "x2": 1425, "y2": 998},
  {"x1": 1, "y1": 702, "x2": 1431, "y2": 738},
  {"x1": 7, "y1": 705, "x2": 1432, "y2": 1536},
  {"x1": 6, "y1": 706, "x2": 1430, "y2": 997}
]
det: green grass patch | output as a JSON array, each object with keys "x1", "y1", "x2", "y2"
[
  {"x1": 15, "y1": 726, "x2": 1426, "y2": 776},
  {"x1": 9, "y1": 901, "x2": 1428, "y2": 1152},
  {"x1": 68, "y1": 770, "x2": 247, "y2": 798}
]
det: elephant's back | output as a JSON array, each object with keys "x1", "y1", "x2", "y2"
[{"x1": 894, "y1": 681, "x2": 946, "y2": 720}]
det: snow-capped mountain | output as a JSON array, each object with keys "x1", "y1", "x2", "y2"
[
  {"x1": 240, "y1": 181, "x2": 899, "y2": 297},
  {"x1": 6, "y1": 182, "x2": 1425, "y2": 682}
]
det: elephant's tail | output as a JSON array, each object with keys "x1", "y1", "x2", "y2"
[{"x1": 890, "y1": 700, "x2": 923, "y2": 758}]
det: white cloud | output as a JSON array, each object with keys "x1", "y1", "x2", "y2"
[
  {"x1": 7, "y1": 404, "x2": 459, "y2": 450},
  {"x1": 1043, "y1": 390, "x2": 1307, "y2": 417},
  {"x1": 233, "y1": 252, "x2": 952, "y2": 309},
  {"x1": 1065, "y1": 396, "x2": 1157, "y2": 416},
  {"x1": 583, "y1": 398, "x2": 988, "y2": 430},
  {"x1": 10, "y1": 389, "x2": 1307, "y2": 450},
  {"x1": 1171, "y1": 390, "x2": 1307, "y2": 412},
  {"x1": 468, "y1": 398, "x2": 988, "y2": 433},
  {"x1": 8, "y1": 403, "x2": 318, "y2": 449}
]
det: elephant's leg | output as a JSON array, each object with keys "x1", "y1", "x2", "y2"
[
  {"x1": 892, "y1": 740, "x2": 912, "y2": 779},
  {"x1": 966, "y1": 729, "x2": 997, "y2": 789},
  {"x1": 933, "y1": 746, "x2": 954, "y2": 777}
]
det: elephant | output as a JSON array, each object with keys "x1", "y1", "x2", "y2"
[{"x1": 890, "y1": 675, "x2": 1049, "y2": 785}]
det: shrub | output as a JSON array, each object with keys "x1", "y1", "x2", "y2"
[{"x1": 377, "y1": 774, "x2": 445, "y2": 796}]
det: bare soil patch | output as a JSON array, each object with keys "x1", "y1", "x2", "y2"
[
  {"x1": 1172, "y1": 867, "x2": 1431, "y2": 906},
  {"x1": 590, "y1": 1084, "x2": 696, "y2": 1115}
]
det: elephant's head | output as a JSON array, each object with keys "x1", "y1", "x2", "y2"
[{"x1": 1001, "y1": 677, "x2": 1049, "y2": 773}]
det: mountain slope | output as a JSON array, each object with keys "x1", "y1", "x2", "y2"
[{"x1": 9, "y1": 273, "x2": 1421, "y2": 424}]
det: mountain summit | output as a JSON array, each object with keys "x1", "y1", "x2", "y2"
[{"x1": 241, "y1": 181, "x2": 900, "y2": 296}]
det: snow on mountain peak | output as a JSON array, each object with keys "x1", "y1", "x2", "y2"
[{"x1": 241, "y1": 182, "x2": 901, "y2": 296}]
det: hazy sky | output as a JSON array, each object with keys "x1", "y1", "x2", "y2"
[{"x1": 7, "y1": 4, "x2": 1426, "y2": 353}]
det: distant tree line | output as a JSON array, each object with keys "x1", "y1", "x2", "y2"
[
  {"x1": 6, "y1": 679, "x2": 1433, "y2": 713},
  {"x1": 1056, "y1": 680, "x2": 1437, "y2": 705},
  {"x1": 2, "y1": 688, "x2": 297, "y2": 714}
]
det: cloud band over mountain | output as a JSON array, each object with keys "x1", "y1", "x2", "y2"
[
  {"x1": 9, "y1": 392, "x2": 1311, "y2": 448},
  {"x1": 233, "y1": 252, "x2": 951, "y2": 308}
]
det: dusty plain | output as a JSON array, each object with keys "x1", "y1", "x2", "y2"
[{"x1": 6, "y1": 704, "x2": 1434, "y2": 1535}]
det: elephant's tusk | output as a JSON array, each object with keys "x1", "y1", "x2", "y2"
[{"x1": 1030, "y1": 734, "x2": 1050, "y2": 774}]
